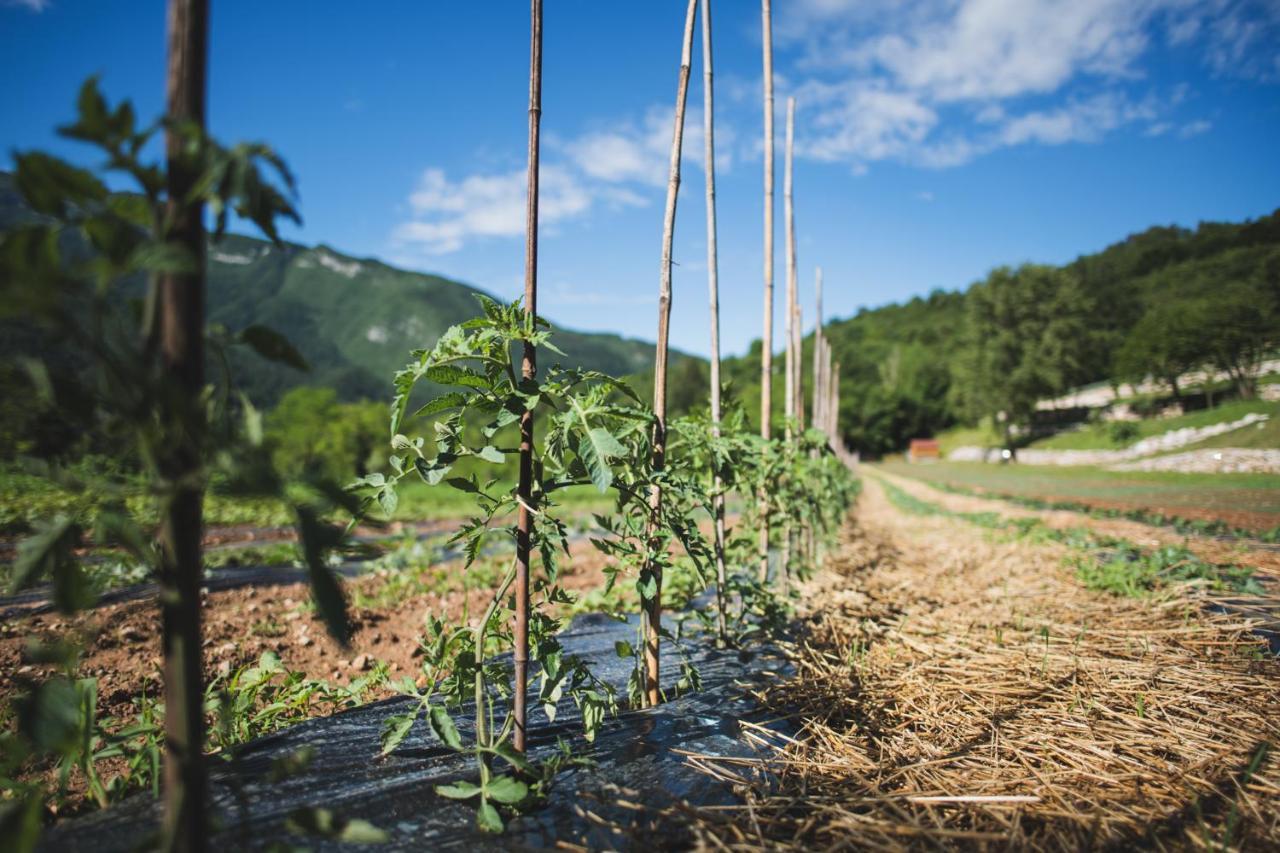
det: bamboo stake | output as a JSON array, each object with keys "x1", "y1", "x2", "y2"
[
  {"x1": 643, "y1": 0, "x2": 697, "y2": 708},
  {"x1": 159, "y1": 1, "x2": 208, "y2": 849},
  {"x1": 699, "y1": 0, "x2": 728, "y2": 644},
  {"x1": 779, "y1": 95, "x2": 797, "y2": 586},
  {"x1": 823, "y1": 339, "x2": 833, "y2": 442},
  {"x1": 811, "y1": 268, "x2": 823, "y2": 431},
  {"x1": 783, "y1": 96, "x2": 797, "y2": 438},
  {"x1": 512, "y1": 0, "x2": 542, "y2": 755},
  {"x1": 831, "y1": 360, "x2": 841, "y2": 441},
  {"x1": 757, "y1": 0, "x2": 774, "y2": 584},
  {"x1": 794, "y1": 300, "x2": 804, "y2": 429}
]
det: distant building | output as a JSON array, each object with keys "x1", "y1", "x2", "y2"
[{"x1": 907, "y1": 438, "x2": 940, "y2": 463}]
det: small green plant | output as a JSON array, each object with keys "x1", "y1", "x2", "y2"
[{"x1": 357, "y1": 297, "x2": 649, "y2": 831}]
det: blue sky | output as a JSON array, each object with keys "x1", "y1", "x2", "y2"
[{"x1": 2, "y1": 0, "x2": 1278, "y2": 358}]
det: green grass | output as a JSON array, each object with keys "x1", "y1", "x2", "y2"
[
  {"x1": 874, "y1": 474, "x2": 1260, "y2": 597},
  {"x1": 934, "y1": 420, "x2": 1001, "y2": 455},
  {"x1": 878, "y1": 460, "x2": 1280, "y2": 535},
  {"x1": 1072, "y1": 544, "x2": 1262, "y2": 598},
  {"x1": 1029, "y1": 400, "x2": 1279, "y2": 451},
  {"x1": 1181, "y1": 413, "x2": 1280, "y2": 451}
]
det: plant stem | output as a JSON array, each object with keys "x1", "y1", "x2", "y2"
[
  {"x1": 158, "y1": 2, "x2": 208, "y2": 850},
  {"x1": 513, "y1": 0, "x2": 543, "y2": 757},
  {"x1": 476, "y1": 558, "x2": 518, "y2": 781},
  {"x1": 643, "y1": 0, "x2": 698, "y2": 707}
]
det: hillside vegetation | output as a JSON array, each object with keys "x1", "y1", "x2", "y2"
[{"x1": 725, "y1": 208, "x2": 1280, "y2": 454}]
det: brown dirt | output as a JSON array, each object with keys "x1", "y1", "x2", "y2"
[
  {"x1": 690, "y1": 476, "x2": 1280, "y2": 849},
  {"x1": 882, "y1": 469, "x2": 1280, "y2": 581},
  {"x1": 1033, "y1": 494, "x2": 1279, "y2": 535},
  {"x1": 0, "y1": 539, "x2": 617, "y2": 722}
]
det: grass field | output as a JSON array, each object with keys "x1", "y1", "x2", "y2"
[
  {"x1": 878, "y1": 459, "x2": 1280, "y2": 532},
  {"x1": 1029, "y1": 399, "x2": 1279, "y2": 450}
]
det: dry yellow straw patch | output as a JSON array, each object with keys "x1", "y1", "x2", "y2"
[{"x1": 690, "y1": 477, "x2": 1280, "y2": 850}]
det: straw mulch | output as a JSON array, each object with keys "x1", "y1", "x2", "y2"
[{"x1": 689, "y1": 476, "x2": 1280, "y2": 850}]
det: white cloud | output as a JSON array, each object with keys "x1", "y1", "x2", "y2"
[
  {"x1": 1167, "y1": 0, "x2": 1280, "y2": 81},
  {"x1": 1179, "y1": 118, "x2": 1212, "y2": 137},
  {"x1": 561, "y1": 105, "x2": 736, "y2": 186},
  {"x1": 5, "y1": 0, "x2": 50, "y2": 9},
  {"x1": 394, "y1": 164, "x2": 593, "y2": 255},
  {"x1": 795, "y1": 81, "x2": 937, "y2": 163},
  {"x1": 771, "y1": 0, "x2": 1277, "y2": 171},
  {"x1": 997, "y1": 92, "x2": 1156, "y2": 146},
  {"x1": 394, "y1": 102, "x2": 738, "y2": 255}
]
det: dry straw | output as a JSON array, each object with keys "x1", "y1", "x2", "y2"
[{"x1": 685, "y1": 477, "x2": 1280, "y2": 849}]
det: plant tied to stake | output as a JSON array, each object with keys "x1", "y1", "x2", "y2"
[{"x1": 362, "y1": 296, "x2": 646, "y2": 831}]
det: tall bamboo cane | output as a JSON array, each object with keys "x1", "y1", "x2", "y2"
[
  {"x1": 643, "y1": 0, "x2": 698, "y2": 708},
  {"x1": 757, "y1": 0, "x2": 774, "y2": 584},
  {"x1": 824, "y1": 335, "x2": 834, "y2": 438},
  {"x1": 158, "y1": 2, "x2": 208, "y2": 849},
  {"x1": 780, "y1": 95, "x2": 797, "y2": 585},
  {"x1": 699, "y1": 0, "x2": 728, "y2": 643},
  {"x1": 831, "y1": 361, "x2": 841, "y2": 440},
  {"x1": 812, "y1": 268, "x2": 824, "y2": 431},
  {"x1": 512, "y1": 0, "x2": 543, "y2": 756},
  {"x1": 783, "y1": 97, "x2": 797, "y2": 437}
]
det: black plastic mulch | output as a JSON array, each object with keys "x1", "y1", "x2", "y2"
[{"x1": 41, "y1": 610, "x2": 794, "y2": 851}]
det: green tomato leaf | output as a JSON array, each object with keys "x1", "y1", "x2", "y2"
[
  {"x1": 485, "y1": 775, "x2": 528, "y2": 805},
  {"x1": 379, "y1": 711, "x2": 416, "y2": 756},
  {"x1": 475, "y1": 801, "x2": 504, "y2": 834},
  {"x1": 428, "y1": 705, "x2": 463, "y2": 750},
  {"x1": 436, "y1": 781, "x2": 482, "y2": 800}
]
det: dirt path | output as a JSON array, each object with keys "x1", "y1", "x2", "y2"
[
  {"x1": 878, "y1": 466, "x2": 1280, "y2": 581},
  {"x1": 693, "y1": 476, "x2": 1280, "y2": 849}
]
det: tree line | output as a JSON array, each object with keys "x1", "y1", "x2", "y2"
[{"x1": 719, "y1": 209, "x2": 1280, "y2": 455}]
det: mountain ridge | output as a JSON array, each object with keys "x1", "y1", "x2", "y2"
[{"x1": 0, "y1": 171, "x2": 692, "y2": 408}]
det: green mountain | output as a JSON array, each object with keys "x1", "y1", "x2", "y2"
[
  {"x1": 203, "y1": 232, "x2": 677, "y2": 406},
  {"x1": 0, "y1": 171, "x2": 684, "y2": 411}
]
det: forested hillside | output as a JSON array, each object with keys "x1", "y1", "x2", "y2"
[{"x1": 724, "y1": 209, "x2": 1280, "y2": 454}]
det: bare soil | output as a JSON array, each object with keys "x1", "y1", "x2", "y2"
[{"x1": 0, "y1": 540, "x2": 618, "y2": 720}]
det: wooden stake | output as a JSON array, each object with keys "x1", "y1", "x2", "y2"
[
  {"x1": 699, "y1": 0, "x2": 728, "y2": 643},
  {"x1": 811, "y1": 268, "x2": 823, "y2": 431},
  {"x1": 793, "y1": 300, "x2": 804, "y2": 430},
  {"x1": 513, "y1": 0, "x2": 542, "y2": 755},
  {"x1": 644, "y1": 0, "x2": 698, "y2": 707},
  {"x1": 757, "y1": 0, "x2": 774, "y2": 584},
  {"x1": 159, "y1": 1, "x2": 208, "y2": 849},
  {"x1": 831, "y1": 361, "x2": 841, "y2": 441},
  {"x1": 783, "y1": 96, "x2": 797, "y2": 437}
]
